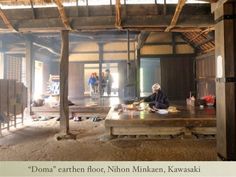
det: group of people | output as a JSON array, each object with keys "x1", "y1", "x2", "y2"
[
  {"x1": 88, "y1": 69, "x2": 113, "y2": 97},
  {"x1": 88, "y1": 68, "x2": 169, "y2": 109}
]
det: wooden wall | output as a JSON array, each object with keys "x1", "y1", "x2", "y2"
[
  {"x1": 195, "y1": 51, "x2": 215, "y2": 99},
  {"x1": 160, "y1": 55, "x2": 194, "y2": 100},
  {"x1": 141, "y1": 32, "x2": 195, "y2": 55},
  {"x1": 69, "y1": 41, "x2": 135, "y2": 62}
]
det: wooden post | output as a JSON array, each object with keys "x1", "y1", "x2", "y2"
[
  {"x1": 214, "y1": 1, "x2": 236, "y2": 160},
  {"x1": 86, "y1": 0, "x2": 89, "y2": 16},
  {"x1": 98, "y1": 43, "x2": 103, "y2": 97},
  {"x1": 126, "y1": 30, "x2": 131, "y2": 97},
  {"x1": 124, "y1": 0, "x2": 127, "y2": 17},
  {"x1": 110, "y1": 0, "x2": 113, "y2": 16},
  {"x1": 0, "y1": 41, "x2": 4, "y2": 79},
  {"x1": 172, "y1": 33, "x2": 176, "y2": 54},
  {"x1": 25, "y1": 39, "x2": 34, "y2": 115},
  {"x1": 60, "y1": 30, "x2": 69, "y2": 134},
  {"x1": 76, "y1": 0, "x2": 79, "y2": 16},
  {"x1": 155, "y1": 0, "x2": 158, "y2": 15},
  {"x1": 6, "y1": 80, "x2": 9, "y2": 130},
  {"x1": 136, "y1": 49, "x2": 141, "y2": 98},
  {"x1": 163, "y1": 0, "x2": 167, "y2": 15},
  {"x1": 127, "y1": 30, "x2": 130, "y2": 83}
]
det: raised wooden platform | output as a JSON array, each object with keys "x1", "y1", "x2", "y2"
[
  {"x1": 32, "y1": 105, "x2": 110, "y2": 117},
  {"x1": 105, "y1": 105, "x2": 216, "y2": 137}
]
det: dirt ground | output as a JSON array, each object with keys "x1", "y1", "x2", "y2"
[{"x1": 0, "y1": 117, "x2": 217, "y2": 161}]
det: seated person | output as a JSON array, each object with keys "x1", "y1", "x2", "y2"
[{"x1": 143, "y1": 83, "x2": 169, "y2": 109}]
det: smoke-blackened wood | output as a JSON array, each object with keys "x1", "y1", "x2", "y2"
[{"x1": 60, "y1": 30, "x2": 69, "y2": 134}]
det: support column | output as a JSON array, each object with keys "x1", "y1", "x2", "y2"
[
  {"x1": 136, "y1": 49, "x2": 141, "y2": 98},
  {"x1": 127, "y1": 30, "x2": 131, "y2": 83},
  {"x1": 0, "y1": 40, "x2": 4, "y2": 79},
  {"x1": 98, "y1": 43, "x2": 103, "y2": 97},
  {"x1": 214, "y1": 0, "x2": 236, "y2": 160},
  {"x1": 25, "y1": 39, "x2": 34, "y2": 115},
  {"x1": 60, "y1": 30, "x2": 69, "y2": 134}
]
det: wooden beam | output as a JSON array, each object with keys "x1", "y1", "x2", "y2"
[
  {"x1": 25, "y1": 39, "x2": 34, "y2": 115},
  {"x1": 202, "y1": 47, "x2": 215, "y2": 53},
  {"x1": 165, "y1": 0, "x2": 187, "y2": 32},
  {"x1": 196, "y1": 37, "x2": 214, "y2": 47},
  {"x1": 115, "y1": 0, "x2": 122, "y2": 29},
  {"x1": 136, "y1": 31, "x2": 150, "y2": 49},
  {"x1": 188, "y1": 26, "x2": 214, "y2": 43},
  {"x1": 211, "y1": 0, "x2": 228, "y2": 12},
  {"x1": 54, "y1": 0, "x2": 72, "y2": 30},
  {"x1": 178, "y1": 33, "x2": 200, "y2": 51},
  {"x1": 33, "y1": 42, "x2": 60, "y2": 56},
  {"x1": 60, "y1": 30, "x2": 69, "y2": 134},
  {"x1": 144, "y1": 41, "x2": 187, "y2": 46},
  {"x1": 0, "y1": 5, "x2": 213, "y2": 32},
  {"x1": 29, "y1": 0, "x2": 36, "y2": 19},
  {"x1": 0, "y1": 8, "x2": 17, "y2": 32}
]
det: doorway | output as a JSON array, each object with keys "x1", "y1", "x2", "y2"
[
  {"x1": 140, "y1": 58, "x2": 161, "y2": 97},
  {"x1": 84, "y1": 63, "x2": 119, "y2": 97},
  {"x1": 34, "y1": 60, "x2": 43, "y2": 99}
]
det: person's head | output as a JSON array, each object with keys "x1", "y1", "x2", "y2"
[{"x1": 152, "y1": 83, "x2": 161, "y2": 93}]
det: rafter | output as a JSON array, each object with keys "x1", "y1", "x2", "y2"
[
  {"x1": 189, "y1": 26, "x2": 214, "y2": 43},
  {"x1": 33, "y1": 42, "x2": 60, "y2": 56},
  {"x1": 54, "y1": 0, "x2": 72, "y2": 30},
  {"x1": 0, "y1": 8, "x2": 17, "y2": 32},
  {"x1": 165, "y1": 0, "x2": 186, "y2": 32},
  {"x1": 115, "y1": 0, "x2": 122, "y2": 29}
]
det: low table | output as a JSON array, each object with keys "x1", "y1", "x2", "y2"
[{"x1": 105, "y1": 105, "x2": 216, "y2": 137}]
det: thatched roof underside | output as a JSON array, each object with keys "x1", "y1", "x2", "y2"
[{"x1": 182, "y1": 31, "x2": 215, "y2": 54}]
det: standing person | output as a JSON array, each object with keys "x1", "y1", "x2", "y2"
[
  {"x1": 105, "y1": 69, "x2": 113, "y2": 96},
  {"x1": 100, "y1": 72, "x2": 107, "y2": 96},
  {"x1": 94, "y1": 72, "x2": 99, "y2": 94},
  {"x1": 88, "y1": 73, "x2": 96, "y2": 96}
]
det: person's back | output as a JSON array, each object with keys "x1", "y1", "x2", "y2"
[
  {"x1": 88, "y1": 74, "x2": 96, "y2": 96},
  {"x1": 105, "y1": 69, "x2": 113, "y2": 96}
]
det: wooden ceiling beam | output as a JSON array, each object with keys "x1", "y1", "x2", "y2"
[
  {"x1": 115, "y1": 0, "x2": 122, "y2": 29},
  {"x1": 194, "y1": 0, "x2": 217, "y2": 2},
  {"x1": 53, "y1": 0, "x2": 72, "y2": 30},
  {"x1": 136, "y1": 31, "x2": 150, "y2": 49},
  {"x1": 165, "y1": 0, "x2": 186, "y2": 32},
  {"x1": 0, "y1": 8, "x2": 17, "y2": 32},
  {"x1": 188, "y1": 26, "x2": 214, "y2": 42}
]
